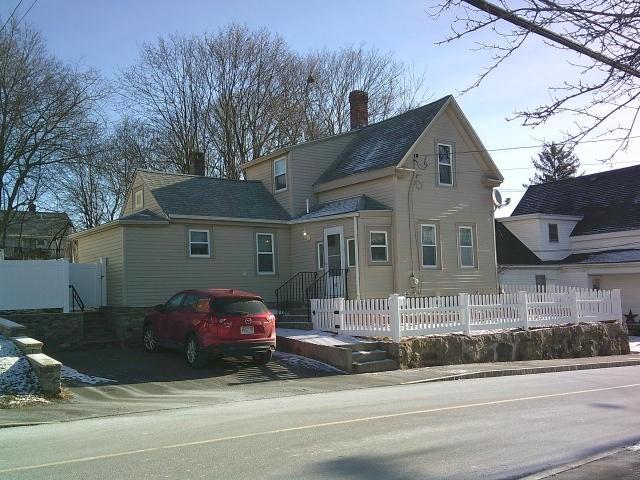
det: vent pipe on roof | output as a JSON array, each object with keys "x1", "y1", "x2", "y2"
[
  {"x1": 349, "y1": 90, "x2": 369, "y2": 130},
  {"x1": 187, "y1": 151, "x2": 205, "y2": 176}
]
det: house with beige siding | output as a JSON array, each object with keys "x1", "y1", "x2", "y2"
[{"x1": 71, "y1": 90, "x2": 504, "y2": 321}]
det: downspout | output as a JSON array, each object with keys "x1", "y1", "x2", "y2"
[{"x1": 353, "y1": 215, "x2": 361, "y2": 299}]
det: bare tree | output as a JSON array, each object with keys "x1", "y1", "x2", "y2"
[
  {"x1": 434, "y1": 1, "x2": 640, "y2": 157},
  {"x1": 0, "y1": 19, "x2": 103, "y2": 249}
]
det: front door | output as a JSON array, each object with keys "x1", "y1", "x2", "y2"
[{"x1": 323, "y1": 226, "x2": 345, "y2": 297}]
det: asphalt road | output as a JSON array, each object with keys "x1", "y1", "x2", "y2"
[{"x1": 1, "y1": 366, "x2": 639, "y2": 480}]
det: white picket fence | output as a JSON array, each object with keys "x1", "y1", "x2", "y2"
[{"x1": 310, "y1": 287, "x2": 622, "y2": 342}]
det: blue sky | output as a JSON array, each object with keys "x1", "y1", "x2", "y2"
[{"x1": 4, "y1": 0, "x2": 638, "y2": 215}]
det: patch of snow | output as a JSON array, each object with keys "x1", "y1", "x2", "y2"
[
  {"x1": 273, "y1": 351, "x2": 344, "y2": 374},
  {"x1": 277, "y1": 328, "x2": 376, "y2": 347},
  {"x1": 626, "y1": 442, "x2": 640, "y2": 452},
  {"x1": 0, "y1": 394, "x2": 50, "y2": 408},
  {"x1": 0, "y1": 356, "x2": 40, "y2": 395},
  {"x1": 629, "y1": 336, "x2": 640, "y2": 354},
  {"x1": 0, "y1": 335, "x2": 20, "y2": 358},
  {"x1": 61, "y1": 366, "x2": 116, "y2": 385}
]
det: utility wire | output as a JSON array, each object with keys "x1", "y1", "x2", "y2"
[
  {"x1": 15, "y1": 0, "x2": 37, "y2": 26},
  {"x1": 0, "y1": 0, "x2": 24, "y2": 35}
]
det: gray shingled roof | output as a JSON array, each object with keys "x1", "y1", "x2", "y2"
[
  {"x1": 512, "y1": 164, "x2": 640, "y2": 236},
  {"x1": 138, "y1": 171, "x2": 291, "y2": 221},
  {"x1": 3, "y1": 211, "x2": 73, "y2": 238},
  {"x1": 120, "y1": 209, "x2": 168, "y2": 222},
  {"x1": 293, "y1": 195, "x2": 391, "y2": 221},
  {"x1": 315, "y1": 95, "x2": 451, "y2": 184},
  {"x1": 560, "y1": 249, "x2": 640, "y2": 265}
]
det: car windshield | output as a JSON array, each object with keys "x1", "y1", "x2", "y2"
[{"x1": 213, "y1": 298, "x2": 269, "y2": 316}]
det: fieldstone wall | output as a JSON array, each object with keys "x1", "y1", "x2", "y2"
[
  {"x1": 102, "y1": 307, "x2": 149, "y2": 345},
  {"x1": 1, "y1": 311, "x2": 83, "y2": 351},
  {"x1": 381, "y1": 321, "x2": 630, "y2": 369}
]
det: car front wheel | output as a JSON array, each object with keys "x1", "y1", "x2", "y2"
[
  {"x1": 185, "y1": 335, "x2": 206, "y2": 368},
  {"x1": 143, "y1": 324, "x2": 158, "y2": 353}
]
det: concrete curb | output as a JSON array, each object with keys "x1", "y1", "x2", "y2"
[{"x1": 402, "y1": 359, "x2": 640, "y2": 384}]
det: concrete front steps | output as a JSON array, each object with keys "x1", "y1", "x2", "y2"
[{"x1": 349, "y1": 342, "x2": 397, "y2": 374}]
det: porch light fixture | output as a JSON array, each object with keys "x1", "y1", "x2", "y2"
[{"x1": 302, "y1": 229, "x2": 311, "y2": 241}]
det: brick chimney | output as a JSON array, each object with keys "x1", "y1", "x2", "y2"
[
  {"x1": 187, "y1": 151, "x2": 205, "y2": 176},
  {"x1": 349, "y1": 90, "x2": 369, "y2": 130}
]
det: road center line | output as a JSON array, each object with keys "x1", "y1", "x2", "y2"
[{"x1": 2, "y1": 382, "x2": 640, "y2": 474}]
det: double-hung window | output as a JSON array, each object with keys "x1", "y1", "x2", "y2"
[
  {"x1": 274, "y1": 158, "x2": 287, "y2": 192},
  {"x1": 548, "y1": 224, "x2": 559, "y2": 243},
  {"x1": 189, "y1": 230, "x2": 210, "y2": 257},
  {"x1": 421, "y1": 224, "x2": 437, "y2": 267},
  {"x1": 256, "y1": 233, "x2": 275, "y2": 274},
  {"x1": 458, "y1": 226, "x2": 475, "y2": 268},
  {"x1": 437, "y1": 143, "x2": 453, "y2": 186},
  {"x1": 134, "y1": 189, "x2": 144, "y2": 209},
  {"x1": 347, "y1": 238, "x2": 356, "y2": 267},
  {"x1": 370, "y1": 231, "x2": 388, "y2": 262}
]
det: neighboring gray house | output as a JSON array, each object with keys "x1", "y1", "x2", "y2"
[
  {"x1": 71, "y1": 91, "x2": 504, "y2": 311},
  {"x1": 1, "y1": 207, "x2": 73, "y2": 260},
  {"x1": 497, "y1": 165, "x2": 640, "y2": 317}
]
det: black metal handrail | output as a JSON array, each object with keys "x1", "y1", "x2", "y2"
[
  {"x1": 69, "y1": 285, "x2": 85, "y2": 312},
  {"x1": 274, "y1": 271, "x2": 318, "y2": 321},
  {"x1": 305, "y1": 268, "x2": 349, "y2": 302}
]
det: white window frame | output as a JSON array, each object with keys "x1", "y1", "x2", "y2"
[
  {"x1": 437, "y1": 143, "x2": 454, "y2": 186},
  {"x1": 369, "y1": 231, "x2": 389, "y2": 263},
  {"x1": 347, "y1": 238, "x2": 356, "y2": 268},
  {"x1": 420, "y1": 224, "x2": 438, "y2": 268},
  {"x1": 273, "y1": 157, "x2": 287, "y2": 192},
  {"x1": 316, "y1": 242, "x2": 324, "y2": 270},
  {"x1": 256, "y1": 233, "x2": 275, "y2": 275},
  {"x1": 134, "y1": 189, "x2": 144, "y2": 209},
  {"x1": 188, "y1": 229, "x2": 210, "y2": 258},
  {"x1": 458, "y1": 226, "x2": 475, "y2": 268}
]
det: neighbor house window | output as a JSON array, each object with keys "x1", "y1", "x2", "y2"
[
  {"x1": 370, "y1": 231, "x2": 388, "y2": 262},
  {"x1": 437, "y1": 143, "x2": 453, "y2": 186},
  {"x1": 134, "y1": 189, "x2": 144, "y2": 209},
  {"x1": 188, "y1": 230, "x2": 210, "y2": 257},
  {"x1": 316, "y1": 242, "x2": 324, "y2": 270},
  {"x1": 421, "y1": 224, "x2": 438, "y2": 267},
  {"x1": 274, "y1": 158, "x2": 287, "y2": 192},
  {"x1": 347, "y1": 238, "x2": 356, "y2": 267},
  {"x1": 256, "y1": 233, "x2": 275, "y2": 274},
  {"x1": 548, "y1": 224, "x2": 559, "y2": 243},
  {"x1": 458, "y1": 226, "x2": 475, "y2": 268},
  {"x1": 535, "y1": 275, "x2": 547, "y2": 288}
]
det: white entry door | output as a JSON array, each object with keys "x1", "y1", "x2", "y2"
[{"x1": 323, "y1": 226, "x2": 345, "y2": 298}]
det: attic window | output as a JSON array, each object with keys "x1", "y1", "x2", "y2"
[
  {"x1": 437, "y1": 143, "x2": 453, "y2": 186},
  {"x1": 274, "y1": 158, "x2": 287, "y2": 192},
  {"x1": 134, "y1": 189, "x2": 143, "y2": 209},
  {"x1": 548, "y1": 224, "x2": 559, "y2": 243}
]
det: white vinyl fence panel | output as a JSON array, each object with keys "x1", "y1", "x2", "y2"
[
  {"x1": 310, "y1": 286, "x2": 622, "y2": 342},
  {"x1": 0, "y1": 259, "x2": 106, "y2": 312}
]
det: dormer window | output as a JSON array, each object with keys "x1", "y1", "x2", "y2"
[
  {"x1": 548, "y1": 224, "x2": 559, "y2": 243},
  {"x1": 437, "y1": 143, "x2": 453, "y2": 186},
  {"x1": 274, "y1": 157, "x2": 287, "y2": 192},
  {"x1": 134, "y1": 189, "x2": 144, "y2": 209}
]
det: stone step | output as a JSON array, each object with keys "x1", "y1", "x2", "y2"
[
  {"x1": 352, "y1": 358, "x2": 397, "y2": 374},
  {"x1": 351, "y1": 349, "x2": 388, "y2": 363},
  {"x1": 345, "y1": 341, "x2": 381, "y2": 352}
]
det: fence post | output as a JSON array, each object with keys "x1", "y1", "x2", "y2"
[
  {"x1": 334, "y1": 297, "x2": 345, "y2": 332},
  {"x1": 459, "y1": 293, "x2": 471, "y2": 335},
  {"x1": 389, "y1": 294, "x2": 402, "y2": 343},
  {"x1": 61, "y1": 259, "x2": 71, "y2": 313},
  {"x1": 612, "y1": 289, "x2": 623, "y2": 323},
  {"x1": 569, "y1": 290, "x2": 579, "y2": 324},
  {"x1": 517, "y1": 291, "x2": 529, "y2": 330}
]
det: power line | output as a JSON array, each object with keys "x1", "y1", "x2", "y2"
[
  {"x1": 15, "y1": 0, "x2": 37, "y2": 26},
  {"x1": 0, "y1": 0, "x2": 24, "y2": 35}
]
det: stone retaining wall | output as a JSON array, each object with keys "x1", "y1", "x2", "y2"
[
  {"x1": 2, "y1": 312, "x2": 83, "y2": 351},
  {"x1": 380, "y1": 321, "x2": 630, "y2": 369},
  {"x1": 102, "y1": 307, "x2": 149, "y2": 345}
]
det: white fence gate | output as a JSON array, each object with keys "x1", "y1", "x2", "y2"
[
  {"x1": 310, "y1": 286, "x2": 623, "y2": 342},
  {"x1": 0, "y1": 259, "x2": 107, "y2": 312}
]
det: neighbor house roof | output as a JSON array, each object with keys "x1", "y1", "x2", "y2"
[
  {"x1": 495, "y1": 220, "x2": 542, "y2": 265},
  {"x1": 293, "y1": 195, "x2": 391, "y2": 221},
  {"x1": 512, "y1": 164, "x2": 640, "y2": 236},
  {"x1": 137, "y1": 171, "x2": 291, "y2": 221},
  {"x1": 315, "y1": 96, "x2": 452, "y2": 184},
  {"x1": 119, "y1": 209, "x2": 168, "y2": 222},
  {"x1": 3, "y1": 211, "x2": 73, "y2": 238},
  {"x1": 559, "y1": 249, "x2": 640, "y2": 265}
]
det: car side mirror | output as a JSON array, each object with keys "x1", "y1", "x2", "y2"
[
  {"x1": 154, "y1": 304, "x2": 165, "y2": 312},
  {"x1": 195, "y1": 298, "x2": 211, "y2": 314}
]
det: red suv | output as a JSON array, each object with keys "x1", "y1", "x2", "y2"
[{"x1": 142, "y1": 289, "x2": 276, "y2": 368}]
